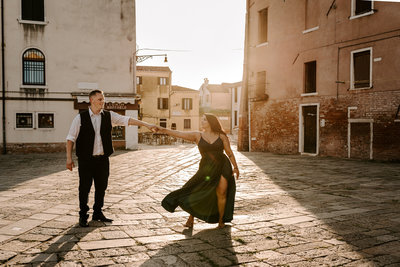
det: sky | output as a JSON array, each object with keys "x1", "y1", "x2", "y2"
[{"x1": 136, "y1": 0, "x2": 246, "y2": 90}]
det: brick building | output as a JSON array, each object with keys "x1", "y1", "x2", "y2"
[
  {"x1": 238, "y1": 0, "x2": 400, "y2": 161},
  {"x1": 0, "y1": 0, "x2": 139, "y2": 153}
]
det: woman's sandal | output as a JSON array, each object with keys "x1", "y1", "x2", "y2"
[{"x1": 217, "y1": 223, "x2": 225, "y2": 229}]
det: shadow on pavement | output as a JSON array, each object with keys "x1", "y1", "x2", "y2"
[
  {"x1": 243, "y1": 152, "x2": 400, "y2": 265},
  {"x1": 18, "y1": 222, "x2": 98, "y2": 266},
  {"x1": 141, "y1": 226, "x2": 238, "y2": 266},
  {"x1": 0, "y1": 150, "x2": 131, "y2": 192}
]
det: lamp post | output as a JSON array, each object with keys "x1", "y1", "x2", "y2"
[{"x1": 136, "y1": 54, "x2": 168, "y2": 63}]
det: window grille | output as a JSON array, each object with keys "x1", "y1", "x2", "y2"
[
  {"x1": 16, "y1": 113, "x2": 33, "y2": 128},
  {"x1": 23, "y1": 48, "x2": 45, "y2": 85}
]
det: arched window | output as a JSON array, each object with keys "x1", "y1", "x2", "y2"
[{"x1": 23, "y1": 48, "x2": 45, "y2": 85}]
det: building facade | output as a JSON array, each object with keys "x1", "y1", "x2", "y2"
[
  {"x1": 170, "y1": 86, "x2": 200, "y2": 132},
  {"x1": 199, "y1": 78, "x2": 232, "y2": 133},
  {"x1": 136, "y1": 66, "x2": 172, "y2": 132},
  {"x1": 0, "y1": 0, "x2": 139, "y2": 153},
  {"x1": 239, "y1": 0, "x2": 400, "y2": 161}
]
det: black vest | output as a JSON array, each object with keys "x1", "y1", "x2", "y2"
[{"x1": 75, "y1": 110, "x2": 114, "y2": 159}]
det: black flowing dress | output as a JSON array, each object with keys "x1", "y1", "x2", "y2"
[{"x1": 161, "y1": 135, "x2": 236, "y2": 223}]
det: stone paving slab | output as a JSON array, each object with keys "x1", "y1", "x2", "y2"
[
  {"x1": 78, "y1": 238, "x2": 136, "y2": 250},
  {"x1": 0, "y1": 145, "x2": 399, "y2": 266},
  {"x1": 0, "y1": 219, "x2": 45, "y2": 237}
]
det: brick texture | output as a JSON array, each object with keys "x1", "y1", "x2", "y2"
[{"x1": 249, "y1": 91, "x2": 400, "y2": 161}]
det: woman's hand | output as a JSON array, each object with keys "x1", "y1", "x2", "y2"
[
  {"x1": 233, "y1": 167, "x2": 239, "y2": 180},
  {"x1": 156, "y1": 126, "x2": 166, "y2": 133}
]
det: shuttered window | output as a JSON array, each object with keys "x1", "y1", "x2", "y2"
[
  {"x1": 21, "y1": 0, "x2": 44, "y2": 21},
  {"x1": 304, "y1": 61, "x2": 316, "y2": 93},
  {"x1": 182, "y1": 98, "x2": 193, "y2": 110},
  {"x1": 352, "y1": 49, "x2": 371, "y2": 89},
  {"x1": 258, "y1": 8, "x2": 268, "y2": 44},
  {"x1": 157, "y1": 98, "x2": 169, "y2": 109},
  {"x1": 184, "y1": 119, "x2": 191, "y2": 129}
]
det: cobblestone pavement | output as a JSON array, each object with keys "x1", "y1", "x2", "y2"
[{"x1": 0, "y1": 144, "x2": 399, "y2": 266}]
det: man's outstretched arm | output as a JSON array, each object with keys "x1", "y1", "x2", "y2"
[{"x1": 128, "y1": 117, "x2": 157, "y2": 132}]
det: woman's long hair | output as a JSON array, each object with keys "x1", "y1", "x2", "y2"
[{"x1": 204, "y1": 113, "x2": 227, "y2": 136}]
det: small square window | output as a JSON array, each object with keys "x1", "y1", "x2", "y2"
[
  {"x1": 38, "y1": 113, "x2": 54, "y2": 128},
  {"x1": 355, "y1": 0, "x2": 372, "y2": 16},
  {"x1": 16, "y1": 113, "x2": 33, "y2": 128}
]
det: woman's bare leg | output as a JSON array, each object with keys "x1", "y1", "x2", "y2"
[
  {"x1": 184, "y1": 214, "x2": 194, "y2": 228},
  {"x1": 216, "y1": 175, "x2": 228, "y2": 228}
]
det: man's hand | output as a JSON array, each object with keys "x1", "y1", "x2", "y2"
[
  {"x1": 233, "y1": 168, "x2": 239, "y2": 180},
  {"x1": 66, "y1": 158, "x2": 75, "y2": 171},
  {"x1": 155, "y1": 126, "x2": 165, "y2": 133},
  {"x1": 149, "y1": 124, "x2": 159, "y2": 133}
]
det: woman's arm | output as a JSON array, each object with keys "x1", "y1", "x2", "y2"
[
  {"x1": 157, "y1": 127, "x2": 201, "y2": 143},
  {"x1": 221, "y1": 134, "x2": 240, "y2": 179}
]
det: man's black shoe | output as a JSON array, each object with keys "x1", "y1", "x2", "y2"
[
  {"x1": 79, "y1": 216, "x2": 89, "y2": 227},
  {"x1": 92, "y1": 213, "x2": 113, "y2": 222}
]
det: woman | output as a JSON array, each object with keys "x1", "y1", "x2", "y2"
[{"x1": 157, "y1": 113, "x2": 239, "y2": 229}]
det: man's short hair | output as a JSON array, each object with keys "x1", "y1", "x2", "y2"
[{"x1": 89, "y1": 89, "x2": 104, "y2": 98}]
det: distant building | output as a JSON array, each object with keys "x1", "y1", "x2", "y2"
[
  {"x1": 239, "y1": 0, "x2": 400, "y2": 160},
  {"x1": 170, "y1": 86, "x2": 200, "y2": 132},
  {"x1": 199, "y1": 78, "x2": 232, "y2": 133},
  {"x1": 0, "y1": 0, "x2": 139, "y2": 153},
  {"x1": 136, "y1": 66, "x2": 172, "y2": 132},
  {"x1": 223, "y1": 81, "x2": 242, "y2": 136}
]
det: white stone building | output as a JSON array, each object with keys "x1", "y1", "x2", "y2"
[{"x1": 0, "y1": 0, "x2": 138, "y2": 153}]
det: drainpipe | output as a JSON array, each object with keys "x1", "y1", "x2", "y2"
[
  {"x1": 248, "y1": 99, "x2": 251, "y2": 152},
  {"x1": 1, "y1": 0, "x2": 6, "y2": 154},
  {"x1": 239, "y1": 0, "x2": 250, "y2": 151}
]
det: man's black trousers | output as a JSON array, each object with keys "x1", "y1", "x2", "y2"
[{"x1": 78, "y1": 156, "x2": 110, "y2": 217}]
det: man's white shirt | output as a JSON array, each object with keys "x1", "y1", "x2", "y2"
[{"x1": 66, "y1": 108, "x2": 130, "y2": 156}]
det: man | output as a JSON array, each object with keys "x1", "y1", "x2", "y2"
[{"x1": 66, "y1": 89, "x2": 156, "y2": 227}]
